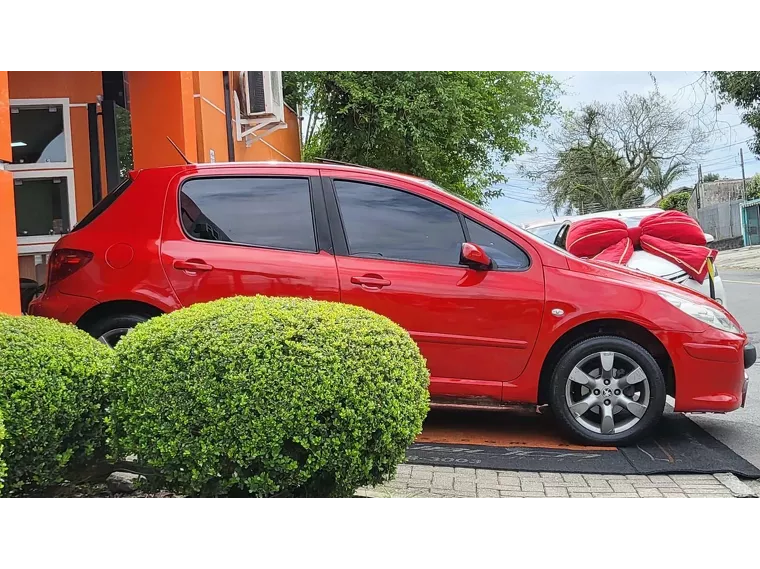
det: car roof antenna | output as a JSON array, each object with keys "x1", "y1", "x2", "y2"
[{"x1": 167, "y1": 137, "x2": 192, "y2": 165}]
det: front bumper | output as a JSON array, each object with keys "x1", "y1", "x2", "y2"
[
  {"x1": 655, "y1": 329, "x2": 748, "y2": 413},
  {"x1": 743, "y1": 344, "x2": 756, "y2": 408}
]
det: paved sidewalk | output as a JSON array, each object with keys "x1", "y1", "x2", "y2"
[
  {"x1": 716, "y1": 246, "x2": 760, "y2": 271},
  {"x1": 356, "y1": 464, "x2": 757, "y2": 498}
]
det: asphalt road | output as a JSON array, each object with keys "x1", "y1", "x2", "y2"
[{"x1": 691, "y1": 270, "x2": 760, "y2": 471}]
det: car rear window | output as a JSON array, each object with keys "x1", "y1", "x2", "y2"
[{"x1": 71, "y1": 177, "x2": 133, "y2": 232}]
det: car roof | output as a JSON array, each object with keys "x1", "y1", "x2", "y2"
[
  {"x1": 130, "y1": 161, "x2": 430, "y2": 186},
  {"x1": 523, "y1": 208, "x2": 663, "y2": 229},
  {"x1": 572, "y1": 207, "x2": 663, "y2": 221}
]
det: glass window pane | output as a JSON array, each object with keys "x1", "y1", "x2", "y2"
[
  {"x1": 179, "y1": 177, "x2": 316, "y2": 252},
  {"x1": 14, "y1": 177, "x2": 71, "y2": 237},
  {"x1": 10, "y1": 105, "x2": 67, "y2": 165},
  {"x1": 335, "y1": 180, "x2": 465, "y2": 265},
  {"x1": 465, "y1": 218, "x2": 530, "y2": 270}
]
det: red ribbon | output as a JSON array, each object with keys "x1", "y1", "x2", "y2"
[{"x1": 566, "y1": 210, "x2": 718, "y2": 284}]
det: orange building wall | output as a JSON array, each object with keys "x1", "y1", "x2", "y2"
[
  {"x1": 0, "y1": 70, "x2": 21, "y2": 314},
  {"x1": 8, "y1": 72, "x2": 108, "y2": 221},
  {"x1": 228, "y1": 72, "x2": 301, "y2": 163},
  {"x1": 192, "y1": 71, "x2": 230, "y2": 163},
  {"x1": 130, "y1": 71, "x2": 198, "y2": 169}
]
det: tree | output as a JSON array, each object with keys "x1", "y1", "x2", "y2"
[
  {"x1": 525, "y1": 88, "x2": 709, "y2": 214},
  {"x1": 114, "y1": 106, "x2": 133, "y2": 178},
  {"x1": 702, "y1": 172, "x2": 720, "y2": 182},
  {"x1": 546, "y1": 137, "x2": 644, "y2": 213},
  {"x1": 642, "y1": 160, "x2": 689, "y2": 199},
  {"x1": 283, "y1": 72, "x2": 559, "y2": 205},
  {"x1": 747, "y1": 173, "x2": 760, "y2": 201},
  {"x1": 711, "y1": 72, "x2": 760, "y2": 156},
  {"x1": 659, "y1": 190, "x2": 691, "y2": 213}
]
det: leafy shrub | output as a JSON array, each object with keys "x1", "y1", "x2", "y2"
[
  {"x1": 659, "y1": 190, "x2": 691, "y2": 213},
  {"x1": 108, "y1": 296, "x2": 430, "y2": 497},
  {"x1": 0, "y1": 315, "x2": 111, "y2": 495},
  {"x1": 0, "y1": 412, "x2": 6, "y2": 493}
]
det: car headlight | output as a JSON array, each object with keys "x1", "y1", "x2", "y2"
[{"x1": 658, "y1": 290, "x2": 740, "y2": 334}]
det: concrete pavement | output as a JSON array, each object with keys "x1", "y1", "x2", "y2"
[
  {"x1": 715, "y1": 246, "x2": 760, "y2": 271},
  {"x1": 357, "y1": 466, "x2": 754, "y2": 498}
]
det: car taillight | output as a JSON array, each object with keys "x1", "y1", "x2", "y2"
[{"x1": 47, "y1": 248, "x2": 93, "y2": 287}]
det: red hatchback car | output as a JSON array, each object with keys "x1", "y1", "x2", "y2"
[{"x1": 29, "y1": 162, "x2": 755, "y2": 445}]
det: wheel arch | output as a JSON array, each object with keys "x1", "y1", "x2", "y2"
[
  {"x1": 537, "y1": 318, "x2": 675, "y2": 405},
  {"x1": 76, "y1": 299, "x2": 165, "y2": 333}
]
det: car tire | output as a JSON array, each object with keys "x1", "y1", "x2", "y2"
[
  {"x1": 84, "y1": 313, "x2": 151, "y2": 348},
  {"x1": 548, "y1": 335, "x2": 666, "y2": 446}
]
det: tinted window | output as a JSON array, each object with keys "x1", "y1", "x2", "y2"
[
  {"x1": 11, "y1": 104, "x2": 67, "y2": 165},
  {"x1": 335, "y1": 180, "x2": 465, "y2": 265},
  {"x1": 180, "y1": 177, "x2": 316, "y2": 252},
  {"x1": 465, "y1": 219, "x2": 530, "y2": 270}
]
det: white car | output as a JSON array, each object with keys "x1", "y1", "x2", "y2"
[{"x1": 523, "y1": 208, "x2": 728, "y2": 308}]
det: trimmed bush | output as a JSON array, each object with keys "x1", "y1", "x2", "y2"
[
  {"x1": 0, "y1": 412, "x2": 6, "y2": 493},
  {"x1": 0, "y1": 315, "x2": 111, "y2": 495},
  {"x1": 108, "y1": 296, "x2": 430, "y2": 497}
]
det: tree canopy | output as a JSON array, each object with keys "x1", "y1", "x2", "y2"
[
  {"x1": 524, "y1": 88, "x2": 708, "y2": 214},
  {"x1": 711, "y1": 72, "x2": 760, "y2": 156},
  {"x1": 642, "y1": 160, "x2": 689, "y2": 199},
  {"x1": 283, "y1": 71, "x2": 559, "y2": 205}
]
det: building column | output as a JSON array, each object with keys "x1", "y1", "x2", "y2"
[
  {"x1": 128, "y1": 72, "x2": 198, "y2": 170},
  {"x1": 0, "y1": 70, "x2": 21, "y2": 315}
]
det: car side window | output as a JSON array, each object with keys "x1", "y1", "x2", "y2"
[
  {"x1": 465, "y1": 218, "x2": 530, "y2": 270},
  {"x1": 179, "y1": 177, "x2": 317, "y2": 252},
  {"x1": 334, "y1": 180, "x2": 465, "y2": 266}
]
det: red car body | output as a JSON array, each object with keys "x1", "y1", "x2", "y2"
[{"x1": 29, "y1": 162, "x2": 753, "y2": 441}]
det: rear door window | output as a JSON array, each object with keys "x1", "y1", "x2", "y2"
[{"x1": 179, "y1": 177, "x2": 317, "y2": 252}]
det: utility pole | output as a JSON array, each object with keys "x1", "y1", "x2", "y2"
[
  {"x1": 740, "y1": 148, "x2": 747, "y2": 201},
  {"x1": 697, "y1": 164, "x2": 703, "y2": 209}
]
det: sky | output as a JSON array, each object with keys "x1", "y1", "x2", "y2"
[{"x1": 488, "y1": 71, "x2": 760, "y2": 226}]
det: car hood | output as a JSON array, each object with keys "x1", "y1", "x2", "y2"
[
  {"x1": 566, "y1": 254, "x2": 704, "y2": 300},
  {"x1": 626, "y1": 250, "x2": 684, "y2": 278}
]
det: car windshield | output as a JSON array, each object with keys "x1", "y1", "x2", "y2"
[
  {"x1": 525, "y1": 224, "x2": 563, "y2": 243},
  {"x1": 622, "y1": 216, "x2": 645, "y2": 227}
]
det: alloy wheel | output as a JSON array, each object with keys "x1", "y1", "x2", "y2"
[
  {"x1": 98, "y1": 327, "x2": 131, "y2": 348},
  {"x1": 564, "y1": 350, "x2": 650, "y2": 435}
]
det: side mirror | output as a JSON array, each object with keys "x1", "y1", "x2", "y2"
[
  {"x1": 705, "y1": 233, "x2": 715, "y2": 244},
  {"x1": 460, "y1": 242, "x2": 492, "y2": 270}
]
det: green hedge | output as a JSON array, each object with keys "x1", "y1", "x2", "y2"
[
  {"x1": 0, "y1": 412, "x2": 6, "y2": 494},
  {"x1": 0, "y1": 315, "x2": 111, "y2": 495},
  {"x1": 108, "y1": 296, "x2": 430, "y2": 497}
]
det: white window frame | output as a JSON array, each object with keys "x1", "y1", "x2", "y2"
[
  {"x1": 13, "y1": 169, "x2": 77, "y2": 255},
  {"x1": 7, "y1": 98, "x2": 74, "y2": 171}
]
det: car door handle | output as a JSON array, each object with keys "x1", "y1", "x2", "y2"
[
  {"x1": 351, "y1": 275, "x2": 391, "y2": 288},
  {"x1": 173, "y1": 259, "x2": 213, "y2": 272}
]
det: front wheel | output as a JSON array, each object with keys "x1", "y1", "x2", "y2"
[{"x1": 548, "y1": 336, "x2": 666, "y2": 446}]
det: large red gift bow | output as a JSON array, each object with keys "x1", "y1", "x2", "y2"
[{"x1": 565, "y1": 210, "x2": 718, "y2": 284}]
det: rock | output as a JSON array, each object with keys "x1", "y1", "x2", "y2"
[{"x1": 107, "y1": 471, "x2": 145, "y2": 494}]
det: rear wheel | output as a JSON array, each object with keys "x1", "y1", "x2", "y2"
[
  {"x1": 84, "y1": 313, "x2": 151, "y2": 348},
  {"x1": 548, "y1": 336, "x2": 666, "y2": 446}
]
